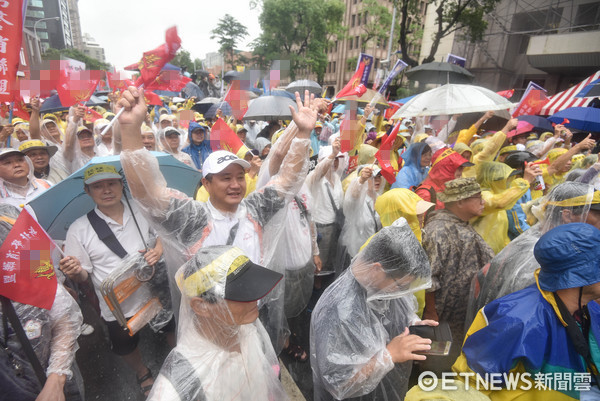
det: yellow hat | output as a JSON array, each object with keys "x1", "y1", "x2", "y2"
[
  {"x1": 76, "y1": 126, "x2": 93, "y2": 136},
  {"x1": 93, "y1": 118, "x2": 110, "y2": 130},
  {"x1": 18, "y1": 140, "x2": 58, "y2": 157},
  {"x1": 315, "y1": 121, "x2": 323, "y2": 128},
  {"x1": 42, "y1": 113, "x2": 58, "y2": 122},
  {"x1": 84, "y1": 164, "x2": 121, "y2": 185}
]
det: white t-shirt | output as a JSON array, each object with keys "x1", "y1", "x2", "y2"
[{"x1": 64, "y1": 201, "x2": 155, "y2": 321}]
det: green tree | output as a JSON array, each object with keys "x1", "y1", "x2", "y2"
[
  {"x1": 210, "y1": 14, "x2": 249, "y2": 70},
  {"x1": 397, "y1": 0, "x2": 501, "y2": 66},
  {"x1": 43, "y1": 48, "x2": 111, "y2": 70},
  {"x1": 252, "y1": 0, "x2": 345, "y2": 82},
  {"x1": 171, "y1": 50, "x2": 194, "y2": 72},
  {"x1": 358, "y1": 0, "x2": 396, "y2": 52}
]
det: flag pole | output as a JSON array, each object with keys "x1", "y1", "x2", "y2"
[{"x1": 99, "y1": 84, "x2": 145, "y2": 137}]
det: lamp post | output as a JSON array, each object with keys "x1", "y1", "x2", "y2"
[{"x1": 33, "y1": 17, "x2": 60, "y2": 54}]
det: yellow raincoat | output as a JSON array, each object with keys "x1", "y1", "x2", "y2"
[
  {"x1": 464, "y1": 131, "x2": 507, "y2": 179},
  {"x1": 374, "y1": 188, "x2": 428, "y2": 316},
  {"x1": 473, "y1": 162, "x2": 530, "y2": 254},
  {"x1": 342, "y1": 144, "x2": 378, "y2": 192}
]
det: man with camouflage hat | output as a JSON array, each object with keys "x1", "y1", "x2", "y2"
[{"x1": 422, "y1": 177, "x2": 495, "y2": 371}]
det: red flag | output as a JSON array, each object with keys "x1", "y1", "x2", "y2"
[
  {"x1": 552, "y1": 118, "x2": 570, "y2": 127},
  {"x1": 143, "y1": 91, "x2": 163, "y2": 106},
  {"x1": 497, "y1": 89, "x2": 515, "y2": 99},
  {"x1": 84, "y1": 107, "x2": 103, "y2": 123},
  {"x1": 133, "y1": 26, "x2": 182, "y2": 88},
  {"x1": 223, "y1": 80, "x2": 250, "y2": 120},
  {"x1": 209, "y1": 118, "x2": 247, "y2": 156},
  {"x1": 146, "y1": 71, "x2": 191, "y2": 92},
  {"x1": 106, "y1": 70, "x2": 134, "y2": 93},
  {"x1": 375, "y1": 122, "x2": 402, "y2": 184},
  {"x1": 56, "y1": 70, "x2": 100, "y2": 107},
  {"x1": 335, "y1": 61, "x2": 368, "y2": 99},
  {"x1": 512, "y1": 89, "x2": 549, "y2": 117},
  {"x1": 0, "y1": 210, "x2": 58, "y2": 310},
  {"x1": 12, "y1": 98, "x2": 30, "y2": 121},
  {"x1": 0, "y1": 1, "x2": 24, "y2": 102}
]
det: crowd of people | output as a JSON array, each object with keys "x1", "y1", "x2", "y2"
[{"x1": 1, "y1": 81, "x2": 600, "y2": 401}]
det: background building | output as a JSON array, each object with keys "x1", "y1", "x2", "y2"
[
  {"x1": 67, "y1": 0, "x2": 84, "y2": 51},
  {"x1": 25, "y1": 0, "x2": 73, "y2": 51},
  {"x1": 81, "y1": 33, "x2": 106, "y2": 63},
  {"x1": 421, "y1": 0, "x2": 600, "y2": 95}
]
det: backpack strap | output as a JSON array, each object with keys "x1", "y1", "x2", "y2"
[
  {"x1": 86, "y1": 210, "x2": 128, "y2": 259},
  {"x1": 162, "y1": 350, "x2": 207, "y2": 401}
]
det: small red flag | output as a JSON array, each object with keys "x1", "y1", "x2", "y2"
[
  {"x1": 12, "y1": 98, "x2": 30, "y2": 121},
  {"x1": 375, "y1": 122, "x2": 402, "y2": 184},
  {"x1": 106, "y1": 70, "x2": 134, "y2": 93},
  {"x1": 56, "y1": 70, "x2": 101, "y2": 107},
  {"x1": 335, "y1": 61, "x2": 368, "y2": 99},
  {"x1": 209, "y1": 118, "x2": 247, "y2": 156},
  {"x1": 133, "y1": 26, "x2": 182, "y2": 88},
  {"x1": 223, "y1": 80, "x2": 250, "y2": 120},
  {"x1": 0, "y1": 210, "x2": 58, "y2": 310},
  {"x1": 496, "y1": 89, "x2": 515, "y2": 99},
  {"x1": 143, "y1": 91, "x2": 163, "y2": 106},
  {"x1": 84, "y1": 107, "x2": 103, "y2": 123},
  {"x1": 512, "y1": 89, "x2": 549, "y2": 117}
]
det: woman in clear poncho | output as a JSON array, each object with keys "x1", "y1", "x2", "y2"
[
  {"x1": 337, "y1": 165, "x2": 384, "y2": 275},
  {"x1": 465, "y1": 181, "x2": 600, "y2": 329},
  {"x1": 148, "y1": 245, "x2": 288, "y2": 401},
  {"x1": 472, "y1": 161, "x2": 531, "y2": 254},
  {"x1": 157, "y1": 127, "x2": 194, "y2": 167},
  {"x1": 391, "y1": 142, "x2": 431, "y2": 189},
  {"x1": 311, "y1": 218, "x2": 436, "y2": 401}
]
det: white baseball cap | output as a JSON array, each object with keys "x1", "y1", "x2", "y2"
[{"x1": 202, "y1": 150, "x2": 250, "y2": 176}]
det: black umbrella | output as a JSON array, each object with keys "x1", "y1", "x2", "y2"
[
  {"x1": 195, "y1": 70, "x2": 210, "y2": 78},
  {"x1": 406, "y1": 62, "x2": 475, "y2": 85},
  {"x1": 192, "y1": 97, "x2": 221, "y2": 114},
  {"x1": 205, "y1": 101, "x2": 232, "y2": 119},
  {"x1": 223, "y1": 70, "x2": 240, "y2": 83},
  {"x1": 40, "y1": 94, "x2": 69, "y2": 114},
  {"x1": 182, "y1": 82, "x2": 205, "y2": 100},
  {"x1": 286, "y1": 79, "x2": 322, "y2": 96}
]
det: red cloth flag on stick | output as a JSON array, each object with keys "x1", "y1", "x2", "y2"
[
  {"x1": 0, "y1": 209, "x2": 58, "y2": 310},
  {"x1": 209, "y1": 118, "x2": 249, "y2": 157},
  {"x1": 375, "y1": 122, "x2": 402, "y2": 184},
  {"x1": 224, "y1": 80, "x2": 250, "y2": 120},
  {"x1": 57, "y1": 70, "x2": 101, "y2": 107},
  {"x1": 335, "y1": 61, "x2": 368, "y2": 99},
  {"x1": 0, "y1": 0, "x2": 24, "y2": 102},
  {"x1": 106, "y1": 70, "x2": 134, "y2": 93},
  {"x1": 133, "y1": 27, "x2": 182, "y2": 88},
  {"x1": 511, "y1": 89, "x2": 549, "y2": 117},
  {"x1": 143, "y1": 91, "x2": 163, "y2": 106},
  {"x1": 497, "y1": 89, "x2": 514, "y2": 99},
  {"x1": 12, "y1": 97, "x2": 30, "y2": 121}
]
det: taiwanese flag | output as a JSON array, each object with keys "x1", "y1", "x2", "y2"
[
  {"x1": 144, "y1": 91, "x2": 163, "y2": 106},
  {"x1": 106, "y1": 70, "x2": 134, "y2": 93},
  {"x1": 497, "y1": 89, "x2": 514, "y2": 99},
  {"x1": 0, "y1": 210, "x2": 58, "y2": 310},
  {"x1": 375, "y1": 121, "x2": 402, "y2": 184},
  {"x1": 84, "y1": 107, "x2": 103, "y2": 123},
  {"x1": 133, "y1": 26, "x2": 182, "y2": 88},
  {"x1": 335, "y1": 61, "x2": 367, "y2": 99},
  {"x1": 223, "y1": 79, "x2": 250, "y2": 120},
  {"x1": 56, "y1": 70, "x2": 101, "y2": 107},
  {"x1": 209, "y1": 118, "x2": 249, "y2": 158}
]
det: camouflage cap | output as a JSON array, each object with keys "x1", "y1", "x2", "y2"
[{"x1": 437, "y1": 177, "x2": 481, "y2": 203}]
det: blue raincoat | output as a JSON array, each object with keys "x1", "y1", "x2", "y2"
[
  {"x1": 391, "y1": 142, "x2": 430, "y2": 189},
  {"x1": 182, "y1": 122, "x2": 212, "y2": 170}
]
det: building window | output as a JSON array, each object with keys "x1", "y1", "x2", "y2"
[
  {"x1": 364, "y1": 11, "x2": 368, "y2": 24},
  {"x1": 355, "y1": 36, "x2": 360, "y2": 49},
  {"x1": 30, "y1": 0, "x2": 43, "y2": 7},
  {"x1": 349, "y1": 39, "x2": 353, "y2": 50},
  {"x1": 575, "y1": 2, "x2": 600, "y2": 31},
  {"x1": 333, "y1": 62, "x2": 336, "y2": 73},
  {"x1": 335, "y1": 40, "x2": 338, "y2": 52},
  {"x1": 357, "y1": 13, "x2": 361, "y2": 26},
  {"x1": 351, "y1": 14, "x2": 356, "y2": 27}
]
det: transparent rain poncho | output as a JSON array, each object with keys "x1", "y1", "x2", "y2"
[
  {"x1": 39, "y1": 119, "x2": 70, "y2": 175},
  {"x1": 0, "y1": 204, "x2": 83, "y2": 399},
  {"x1": 310, "y1": 218, "x2": 431, "y2": 401},
  {"x1": 466, "y1": 181, "x2": 596, "y2": 328},
  {"x1": 120, "y1": 133, "x2": 311, "y2": 326},
  {"x1": 473, "y1": 161, "x2": 530, "y2": 254},
  {"x1": 339, "y1": 168, "x2": 383, "y2": 268},
  {"x1": 157, "y1": 128, "x2": 195, "y2": 168},
  {"x1": 148, "y1": 246, "x2": 288, "y2": 401}
]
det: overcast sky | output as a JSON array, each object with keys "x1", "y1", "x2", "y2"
[{"x1": 77, "y1": 0, "x2": 262, "y2": 70}]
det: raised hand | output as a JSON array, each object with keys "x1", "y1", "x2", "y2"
[
  {"x1": 116, "y1": 86, "x2": 147, "y2": 128},
  {"x1": 290, "y1": 90, "x2": 318, "y2": 138}
]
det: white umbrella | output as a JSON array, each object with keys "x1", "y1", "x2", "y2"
[{"x1": 392, "y1": 84, "x2": 514, "y2": 119}]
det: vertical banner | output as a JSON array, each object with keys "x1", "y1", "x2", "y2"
[
  {"x1": 378, "y1": 59, "x2": 408, "y2": 95},
  {"x1": 0, "y1": 0, "x2": 24, "y2": 102},
  {"x1": 356, "y1": 53, "x2": 374, "y2": 86}
]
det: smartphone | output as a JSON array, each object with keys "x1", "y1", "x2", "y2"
[{"x1": 408, "y1": 321, "x2": 453, "y2": 356}]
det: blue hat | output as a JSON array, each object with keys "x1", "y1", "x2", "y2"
[{"x1": 535, "y1": 223, "x2": 600, "y2": 292}]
